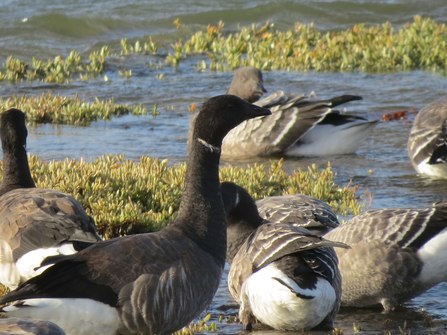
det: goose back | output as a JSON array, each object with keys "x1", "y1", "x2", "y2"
[{"x1": 256, "y1": 193, "x2": 339, "y2": 235}]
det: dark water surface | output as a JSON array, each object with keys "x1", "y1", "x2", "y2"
[{"x1": 2, "y1": 1, "x2": 447, "y2": 334}]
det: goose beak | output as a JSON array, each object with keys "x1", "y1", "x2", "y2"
[
  {"x1": 251, "y1": 81, "x2": 267, "y2": 98},
  {"x1": 250, "y1": 105, "x2": 271, "y2": 118}
]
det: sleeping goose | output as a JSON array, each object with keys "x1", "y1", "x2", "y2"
[
  {"x1": 324, "y1": 202, "x2": 447, "y2": 311},
  {"x1": 223, "y1": 66, "x2": 379, "y2": 157},
  {"x1": 0, "y1": 318, "x2": 66, "y2": 335},
  {"x1": 408, "y1": 95, "x2": 447, "y2": 178},
  {"x1": 221, "y1": 181, "x2": 348, "y2": 331},
  {"x1": 0, "y1": 96, "x2": 271, "y2": 335},
  {"x1": 0, "y1": 108, "x2": 101, "y2": 290}
]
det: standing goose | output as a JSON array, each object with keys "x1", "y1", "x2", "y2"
[
  {"x1": 221, "y1": 182, "x2": 348, "y2": 331},
  {"x1": 324, "y1": 201, "x2": 447, "y2": 311},
  {"x1": 0, "y1": 96, "x2": 271, "y2": 335},
  {"x1": 0, "y1": 318, "x2": 66, "y2": 335},
  {"x1": 223, "y1": 66, "x2": 378, "y2": 157},
  {"x1": 0, "y1": 108, "x2": 101, "y2": 290},
  {"x1": 408, "y1": 95, "x2": 447, "y2": 178}
]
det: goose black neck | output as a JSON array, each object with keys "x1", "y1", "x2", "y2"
[
  {"x1": 0, "y1": 135, "x2": 35, "y2": 197},
  {"x1": 221, "y1": 182, "x2": 264, "y2": 264},
  {"x1": 226, "y1": 209, "x2": 264, "y2": 264},
  {"x1": 175, "y1": 137, "x2": 226, "y2": 266}
]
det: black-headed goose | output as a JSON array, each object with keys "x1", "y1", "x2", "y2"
[
  {"x1": 0, "y1": 96, "x2": 271, "y2": 335},
  {"x1": 324, "y1": 202, "x2": 447, "y2": 311},
  {"x1": 0, "y1": 108, "x2": 101, "y2": 290},
  {"x1": 408, "y1": 96, "x2": 447, "y2": 178},
  {"x1": 221, "y1": 182, "x2": 349, "y2": 331},
  {"x1": 223, "y1": 66, "x2": 379, "y2": 157},
  {"x1": 0, "y1": 318, "x2": 66, "y2": 335}
]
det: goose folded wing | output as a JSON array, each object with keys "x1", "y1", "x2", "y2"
[
  {"x1": 299, "y1": 247, "x2": 340, "y2": 285},
  {"x1": 256, "y1": 194, "x2": 339, "y2": 228},
  {"x1": 0, "y1": 231, "x2": 196, "y2": 308},
  {"x1": 325, "y1": 95, "x2": 362, "y2": 109},
  {"x1": 228, "y1": 223, "x2": 347, "y2": 302},
  {"x1": 255, "y1": 91, "x2": 289, "y2": 109},
  {"x1": 257, "y1": 94, "x2": 363, "y2": 153},
  {"x1": 408, "y1": 98, "x2": 447, "y2": 166},
  {"x1": 408, "y1": 120, "x2": 447, "y2": 166},
  {"x1": 1, "y1": 190, "x2": 100, "y2": 260},
  {"x1": 240, "y1": 223, "x2": 349, "y2": 270},
  {"x1": 326, "y1": 202, "x2": 447, "y2": 250},
  {"x1": 227, "y1": 102, "x2": 331, "y2": 155}
]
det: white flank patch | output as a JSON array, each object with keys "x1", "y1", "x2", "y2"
[
  {"x1": 416, "y1": 158, "x2": 447, "y2": 178},
  {"x1": 0, "y1": 240, "x2": 20, "y2": 290},
  {"x1": 16, "y1": 244, "x2": 77, "y2": 282},
  {"x1": 241, "y1": 263, "x2": 335, "y2": 330},
  {"x1": 4, "y1": 298, "x2": 120, "y2": 335},
  {"x1": 287, "y1": 121, "x2": 376, "y2": 156},
  {"x1": 417, "y1": 227, "x2": 447, "y2": 285}
]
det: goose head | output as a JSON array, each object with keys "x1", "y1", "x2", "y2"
[
  {"x1": 220, "y1": 181, "x2": 265, "y2": 263},
  {"x1": 227, "y1": 67, "x2": 267, "y2": 103},
  {"x1": 1, "y1": 108, "x2": 28, "y2": 155},
  {"x1": 191, "y1": 94, "x2": 271, "y2": 149}
]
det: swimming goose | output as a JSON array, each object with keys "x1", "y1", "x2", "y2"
[
  {"x1": 0, "y1": 108, "x2": 101, "y2": 290},
  {"x1": 223, "y1": 66, "x2": 379, "y2": 157},
  {"x1": 0, "y1": 318, "x2": 66, "y2": 335},
  {"x1": 221, "y1": 182, "x2": 348, "y2": 331},
  {"x1": 324, "y1": 202, "x2": 447, "y2": 311},
  {"x1": 408, "y1": 95, "x2": 447, "y2": 178},
  {"x1": 0, "y1": 96, "x2": 271, "y2": 335}
]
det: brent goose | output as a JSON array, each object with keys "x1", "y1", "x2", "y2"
[
  {"x1": 223, "y1": 66, "x2": 378, "y2": 157},
  {"x1": 324, "y1": 202, "x2": 447, "y2": 310},
  {"x1": 221, "y1": 182, "x2": 348, "y2": 330},
  {"x1": 0, "y1": 96, "x2": 271, "y2": 335},
  {"x1": 0, "y1": 108, "x2": 101, "y2": 290},
  {"x1": 256, "y1": 193, "x2": 339, "y2": 235},
  {"x1": 408, "y1": 95, "x2": 447, "y2": 178},
  {"x1": 0, "y1": 318, "x2": 66, "y2": 335}
]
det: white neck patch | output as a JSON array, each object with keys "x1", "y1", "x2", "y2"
[{"x1": 198, "y1": 138, "x2": 221, "y2": 153}]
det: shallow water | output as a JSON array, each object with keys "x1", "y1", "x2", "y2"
[{"x1": 2, "y1": 1, "x2": 447, "y2": 334}]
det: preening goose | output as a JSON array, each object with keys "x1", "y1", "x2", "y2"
[
  {"x1": 408, "y1": 95, "x2": 447, "y2": 178},
  {"x1": 0, "y1": 108, "x2": 101, "y2": 290},
  {"x1": 0, "y1": 318, "x2": 66, "y2": 335},
  {"x1": 0, "y1": 96, "x2": 271, "y2": 335},
  {"x1": 324, "y1": 202, "x2": 447, "y2": 311},
  {"x1": 221, "y1": 182, "x2": 348, "y2": 331},
  {"x1": 223, "y1": 66, "x2": 378, "y2": 157}
]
